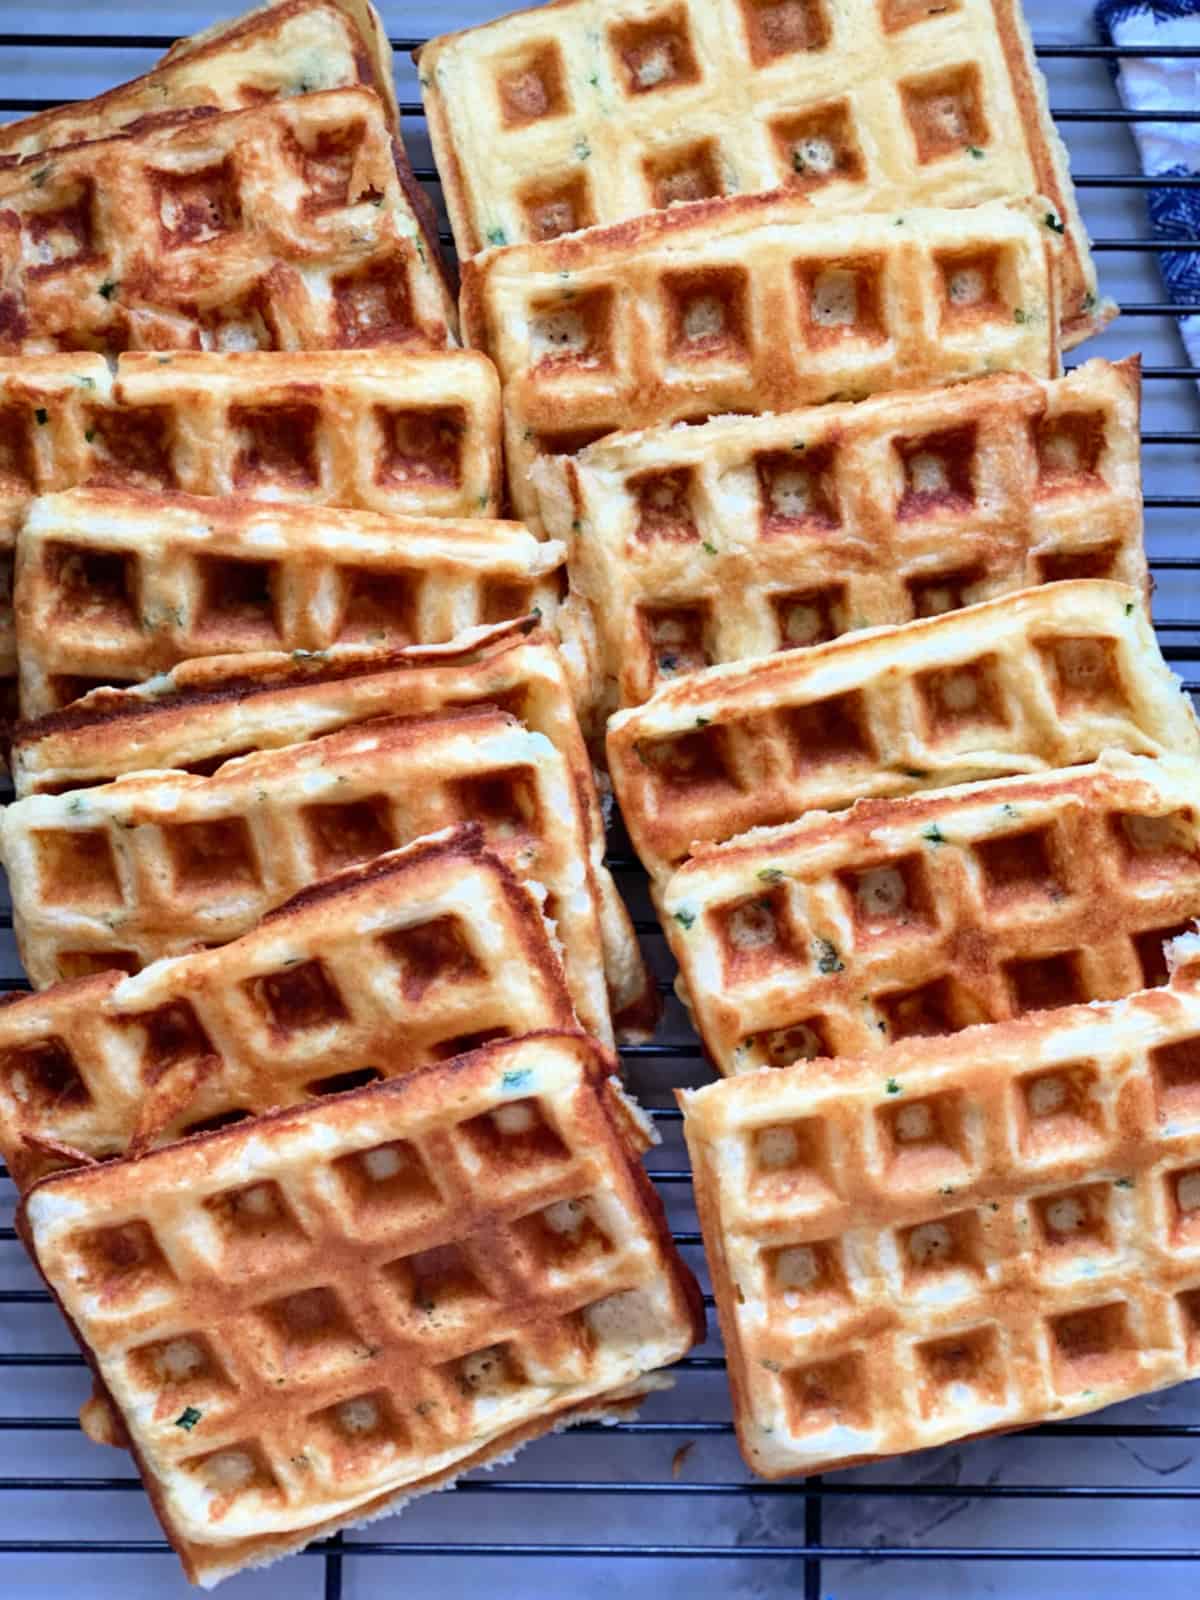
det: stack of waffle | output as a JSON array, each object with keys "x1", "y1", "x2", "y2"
[
  {"x1": 0, "y1": 3, "x2": 704, "y2": 1585},
  {"x1": 415, "y1": 0, "x2": 1200, "y2": 1497},
  {"x1": 6, "y1": 0, "x2": 1200, "y2": 1575}
]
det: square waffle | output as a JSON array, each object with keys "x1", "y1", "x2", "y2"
[
  {"x1": 20, "y1": 1030, "x2": 703, "y2": 1584},
  {"x1": 0, "y1": 824, "x2": 584, "y2": 1191},
  {"x1": 0, "y1": 1, "x2": 401, "y2": 165},
  {"x1": 14, "y1": 486, "x2": 565, "y2": 717},
  {"x1": 421, "y1": 0, "x2": 1109, "y2": 347},
  {"x1": 534, "y1": 357, "x2": 1144, "y2": 718},
  {"x1": 662, "y1": 750, "x2": 1200, "y2": 1075},
  {"x1": 461, "y1": 193, "x2": 1062, "y2": 527},
  {"x1": 0, "y1": 87, "x2": 454, "y2": 356},
  {"x1": 3, "y1": 703, "x2": 618, "y2": 1048},
  {"x1": 607, "y1": 580, "x2": 1200, "y2": 882},
  {"x1": 681, "y1": 944, "x2": 1200, "y2": 1478},
  {"x1": 10, "y1": 624, "x2": 658, "y2": 1042}
]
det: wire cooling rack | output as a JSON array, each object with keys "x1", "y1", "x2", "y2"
[{"x1": 3, "y1": 5, "x2": 1200, "y2": 1597}]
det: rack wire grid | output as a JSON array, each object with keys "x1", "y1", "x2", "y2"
[{"x1": 3, "y1": 3, "x2": 1200, "y2": 1597}]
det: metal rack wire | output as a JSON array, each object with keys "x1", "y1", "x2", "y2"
[{"x1": 1, "y1": 9, "x2": 1200, "y2": 1598}]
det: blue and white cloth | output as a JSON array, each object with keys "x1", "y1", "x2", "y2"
[{"x1": 1097, "y1": 0, "x2": 1200, "y2": 369}]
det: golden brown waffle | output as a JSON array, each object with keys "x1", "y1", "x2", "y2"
[
  {"x1": 0, "y1": 87, "x2": 453, "y2": 356},
  {"x1": 11, "y1": 624, "x2": 657, "y2": 1041},
  {"x1": 681, "y1": 943, "x2": 1200, "y2": 1478},
  {"x1": 2, "y1": 704, "x2": 618, "y2": 1047},
  {"x1": 662, "y1": 751, "x2": 1200, "y2": 1075},
  {"x1": 20, "y1": 1030, "x2": 703, "y2": 1584},
  {"x1": 607, "y1": 580, "x2": 1200, "y2": 883},
  {"x1": 421, "y1": 0, "x2": 1108, "y2": 347},
  {"x1": 0, "y1": 825, "x2": 584, "y2": 1191},
  {"x1": 14, "y1": 486, "x2": 565, "y2": 717},
  {"x1": 0, "y1": 2, "x2": 400, "y2": 165},
  {"x1": 461, "y1": 193, "x2": 1062, "y2": 527},
  {"x1": 535, "y1": 358, "x2": 1144, "y2": 718},
  {"x1": 0, "y1": 349, "x2": 503, "y2": 542}
]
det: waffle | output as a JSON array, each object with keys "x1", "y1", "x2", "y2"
[
  {"x1": 0, "y1": 2, "x2": 400, "y2": 165},
  {"x1": 0, "y1": 349, "x2": 503, "y2": 542},
  {"x1": 0, "y1": 823, "x2": 590, "y2": 1191},
  {"x1": 0, "y1": 87, "x2": 454, "y2": 356},
  {"x1": 20, "y1": 1030, "x2": 703, "y2": 1584},
  {"x1": 607, "y1": 580, "x2": 1200, "y2": 883},
  {"x1": 14, "y1": 486, "x2": 565, "y2": 717},
  {"x1": 662, "y1": 750, "x2": 1200, "y2": 1075},
  {"x1": 534, "y1": 357, "x2": 1143, "y2": 717},
  {"x1": 681, "y1": 939, "x2": 1200, "y2": 1478},
  {"x1": 461, "y1": 193, "x2": 1062, "y2": 527},
  {"x1": 2, "y1": 704, "x2": 619, "y2": 1048},
  {"x1": 421, "y1": 0, "x2": 1108, "y2": 348},
  {"x1": 11, "y1": 624, "x2": 658, "y2": 1042}
]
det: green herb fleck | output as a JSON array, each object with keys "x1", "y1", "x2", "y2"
[
  {"x1": 940, "y1": 1184, "x2": 956, "y2": 1196},
  {"x1": 575, "y1": 137, "x2": 591, "y2": 161},
  {"x1": 1125, "y1": 602, "x2": 1134, "y2": 615},
  {"x1": 903, "y1": 769, "x2": 928, "y2": 779},
  {"x1": 695, "y1": 715, "x2": 710, "y2": 728},
  {"x1": 815, "y1": 938, "x2": 843, "y2": 975},
  {"x1": 175, "y1": 1407, "x2": 202, "y2": 1431},
  {"x1": 98, "y1": 280, "x2": 118, "y2": 301},
  {"x1": 1082, "y1": 290, "x2": 1098, "y2": 312},
  {"x1": 485, "y1": 226, "x2": 507, "y2": 248},
  {"x1": 674, "y1": 909, "x2": 696, "y2": 930},
  {"x1": 760, "y1": 1358, "x2": 782, "y2": 1373},
  {"x1": 501, "y1": 1068, "x2": 532, "y2": 1091},
  {"x1": 370, "y1": 195, "x2": 384, "y2": 207},
  {"x1": 34, "y1": 407, "x2": 47, "y2": 426},
  {"x1": 757, "y1": 867, "x2": 784, "y2": 884},
  {"x1": 66, "y1": 796, "x2": 86, "y2": 815},
  {"x1": 885, "y1": 1077, "x2": 902, "y2": 1096},
  {"x1": 1044, "y1": 211, "x2": 1065, "y2": 235},
  {"x1": 1013, "y1": 308, "x2": 1027, "y2": 324},
  {"x1": 702, "y1": 540, "x2": 717, "y2": 555},
  {"x1": 966, "y1": 145, "x2": 985, "y2": 159},
  {"x1": 893, "y1": 216, "x2": 904, "y2": 226},
  {"x1": 75, "y1": 374, "x2": 95, "y2": 390},
  {"x1": 32, "y1": 166, "x2": 52, "y2": 188},
  {"x1": 922, "y1": 824, "x2": 945, "y2": 846},
  {"x1": 658, "y1": 652, "x2": 678, "y2": 673},
  {"x1": 477, "y1": 492, "x2": 489, "y2": 509},
  {"x1": 587, "y1": 72, "x2": 600, "y2": 87},
  {"x1": 791, "y1": 438, "x2": 806, "y2": 451},
  {"x1": 1115, "y1": 1176, "x2": 1134, "y2": 1190}
]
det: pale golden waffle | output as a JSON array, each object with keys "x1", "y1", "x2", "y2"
[
  {"x1": 13, "y1": 486, "x2": 565, "y2": 717},
  {"x1": 0, "y1": 87, "x2": 453, "y2": 356},
  {"x1": 0, "y1": 825, "x2": 585, "y2": 1192},
  {"x1": 2, "y1": 704, "x2": 618, "y2": 1048},
  {"x1": 681, "y1": 943, "x2": 1200, "y2": 1478},
  {"x1": 607, "y1": 580, "x2": 1200, "y2": 883},
  {"x1": 421, "y1": 0, "x2": 1108, "y2": 347},
  {"x1": 19, "y1": 1030, "x2": 703, "y2": 1585},
  {"x1": 0, "y1": 1, "x2": 401, "y2": 165},
  {"x1": 10, "y1": 624, "x2": 658, "y2": 1041},
  {"x1": 662, "y1": 751, "x2": 1200, "y2": 1076},
  {"x1": 0, "y1": 349, "x2": 504, "y2": 541},
  {"x1": 461, "y1": 193, "x2": 1062, "y2": 527},
  {"x1": 534, "y1": 358, "x2": 1144, "y2": 717}
]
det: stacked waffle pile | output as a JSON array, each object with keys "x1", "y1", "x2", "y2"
[
  {"x1": 5, "y1": 0, "x2": 1200, "y2": 1581},
  {"x1": 418, "y1": 0, "x2": 1200, "y2": 1496},
  {"x1": 0, "y1": 2, "x2": 704, "y2": 1586}
]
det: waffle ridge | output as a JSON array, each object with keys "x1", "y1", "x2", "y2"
[
  {"x1": 681, "y1": 943, "x2": 1200, "y2": 1478},
  {"x1": 421, "y1": 0, "x2": 1107, "y2": 349},
  {"x1": 607, "y1": 580, "x2": 1200, "y2": 882},
  {"x1": 21, "y1": 1030, "x2": 704, "y2": 1584},
  {"x1": 9, "y1": 625, "x2": 658, "y2": 1043},
  {"x1": 0, "y1": 1, "x2": 401, "y2": 165},
  {"x1": 0, "y1": 87, "x2": 453, "y2": 356},
  {"x1": 663, "y1": 751, "x2": 1200, "y2": 1075},
  {"x1": 14, "y1": 486, "x2": 565, "y2": 716},
  {"x1": 0, "y1": 824, "x2": 588, "y2": 1190},
  {"x1": 534, "y1": 358, "x2": 1143, "y2": 717},
  {"x1": 462, "y1": 191, "x2": 1062, "y2": 527}
]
